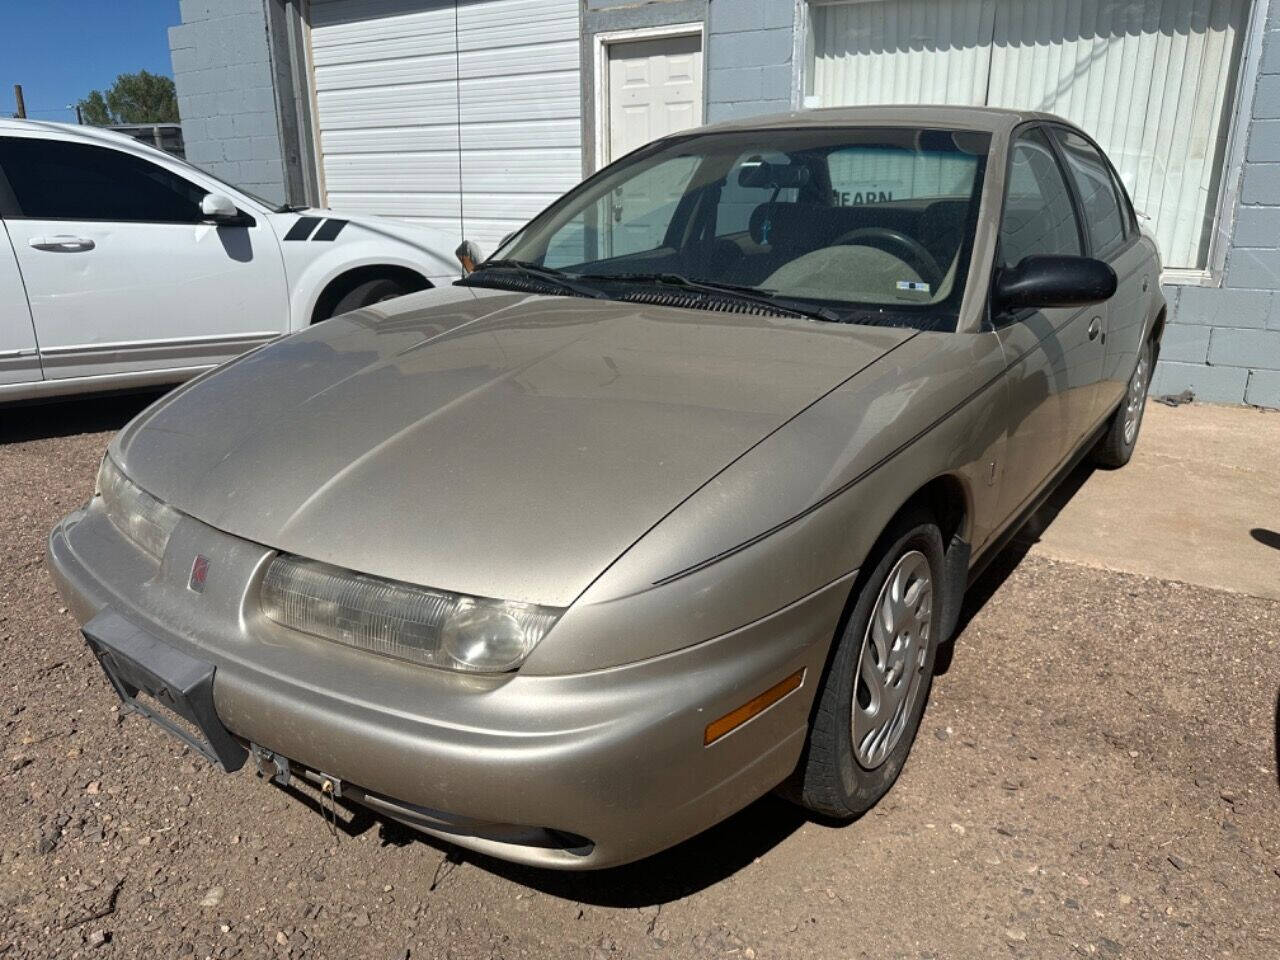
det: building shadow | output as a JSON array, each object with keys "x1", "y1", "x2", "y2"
[{"x1": 1, "y1": 390, "x2": 165, "y2": 445}]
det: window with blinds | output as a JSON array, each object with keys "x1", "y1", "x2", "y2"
[{"x1": 807, "y1": 0, "x2": 1252, "y2": 271}]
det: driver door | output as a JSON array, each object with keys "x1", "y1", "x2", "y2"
[
  {"x1": 0, "y1": 134, "x2": 286, "y2": 380},
  {"x1": 993, "y1": 127, "x2": 1106, "y2": 523}
]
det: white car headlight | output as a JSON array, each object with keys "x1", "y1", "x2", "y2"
[
  {"x1": 96, "y1": 455, "x2": 181, "y2": 561},
  {"x1": 259, "y1": 555, "x2": 562, "y2": 673}
]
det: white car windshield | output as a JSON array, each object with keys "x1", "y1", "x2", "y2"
[{"x1": 485, "y1": 126, "x2": 992, "y2": 327}]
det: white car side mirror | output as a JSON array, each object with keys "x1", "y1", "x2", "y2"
[{"x1": 201, "y1": 193, "x2": 239, "y2": 222}]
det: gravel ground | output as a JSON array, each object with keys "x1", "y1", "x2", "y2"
[{"x1": 2, "y1": 395, "x2": 1278, "y2": 960}]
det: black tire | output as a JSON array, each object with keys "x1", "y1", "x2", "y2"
[
  {"x1": 1094, "y1": 338, "x2": 1153, "y2": 469},
  {"x1": 789, "y1": 508, "x2": 945, "y2": 818},
  {"x1": 323, "y1": 277, "x2": 412, "y2": 321}
]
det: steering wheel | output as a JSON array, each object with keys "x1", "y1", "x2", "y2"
[{"x1": 833, "y1": 227, "x2": 944, "y2": 289}]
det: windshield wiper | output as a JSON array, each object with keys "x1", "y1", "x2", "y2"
[
  {"x1": 581, "y1": 272, "x2": 843, "y2": 323},
  {"x1": 465, "y1": 259, "x2": 607, "y2": 299}
]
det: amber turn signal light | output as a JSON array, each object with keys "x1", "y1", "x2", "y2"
[{"x1": 704, "y1": 668, "x2": 805, "y2": 746}]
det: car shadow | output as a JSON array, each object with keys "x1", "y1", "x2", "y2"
[
  {"x1": 936, "y1": 458, "x2": 1096, "y2": 674},
  {"x1": 326, "y1": 791, "x2": 810, "y2": 907},
  {"x1": 1, "y1": 390, "x2": 165, "y2": 444}
]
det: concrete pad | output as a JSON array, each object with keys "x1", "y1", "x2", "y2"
[{"x1": 1019, "y1": 400, "x2": 1280, "y2": 601}]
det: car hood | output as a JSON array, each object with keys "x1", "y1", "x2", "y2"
[{"x1": 115, "y1": 287, "x2": 915, "y2": 607}]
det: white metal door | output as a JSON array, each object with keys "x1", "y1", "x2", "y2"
[
  {"x1": 308, "y1": 0, "x2": 582, "y2": 251},
  {"x1": 457, "y1": 0, "x2": 583, "y2": 249},
  {"x1": 0, "y1": 220, "x2": 40, "y2": 385},
  {"x1": 309, "y1": 0, "x2": 463, "y2": 237},
  {"x1": 606, "y1": 33, "x2": 703, "y2": 163},
  {"x1": 604, "y1": 33, "x2": 703, "y2": 256}
]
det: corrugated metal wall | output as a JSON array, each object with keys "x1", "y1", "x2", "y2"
[
  {"x1": 308, "y1": 0, "x2": 581, "y2": 248},
  {"x1": 810, "y1": 0, "x2": 1252, "y2": 270},
  {"x1": 810, "y1": 0, "x2": 996, "y2": 106}
]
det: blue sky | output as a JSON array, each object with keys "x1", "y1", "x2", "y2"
[{"x1": 1, "y1": 1, "x2": 180, "y2": 122}]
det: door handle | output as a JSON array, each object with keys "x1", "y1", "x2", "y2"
[
  {"x1": 1088, "y1": 317, "x2": 1102, "y2": 341},
  {"x1": 29, "y1": 235, "x2": 95, "y2": 252}
]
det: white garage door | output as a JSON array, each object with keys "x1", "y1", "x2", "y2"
[
  {"x1": 308, "y1": 0, "x2": 582, "y2": 250},
  {"x1": 808, "y1": 0, "x2": 1253, "y2": 271}
]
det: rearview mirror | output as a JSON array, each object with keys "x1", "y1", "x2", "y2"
[
  {"x1": 737, "y1": 158, "x2": 811, "y2": 190},
  {"x1": 993, "y1": 255, "x2": 1117, "y2": 313},
  {"x1": 201, "y1": 193, "x2": 239, "y2": 222}
]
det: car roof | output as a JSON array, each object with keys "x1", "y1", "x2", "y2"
[
  {"x1": 0, "y1": 117, "x2": 174, "y2": 159},
  {"x1": 698, "y1": 104, "x2": 1067, "y2": 136}
]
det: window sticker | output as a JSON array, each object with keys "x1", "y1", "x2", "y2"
[{"x1": 896, "y1": 280, "x2": 931, "y2": 294}]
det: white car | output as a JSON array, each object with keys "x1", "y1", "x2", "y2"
[{"x1": 0, "y1": 120, "x2": 460, "y2": 402}]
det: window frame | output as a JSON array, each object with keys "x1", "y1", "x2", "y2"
[
  {"x1": 995, "y1": 122, "x2": 1087, "y2": 261},
  {"x1": 0, "y1": 135, "x2": 255, "y2": 228},
  {"x1": 1043, "y1": 122, "x2": 1138, "y2": 262}
]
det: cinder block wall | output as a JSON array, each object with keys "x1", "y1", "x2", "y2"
[
  {"x1": 705, "y1": 0, "x2": 797, "y2": 121},
  {"x1": 168, "y1": 0, "x2": 287, "y2": 205},
  {"x1": 1153, "y1": 7, "x2": 1280, "y2": 407}
]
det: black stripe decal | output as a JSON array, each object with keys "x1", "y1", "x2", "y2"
[
  {"x1": 312, "y1": 218, "x2": 348, "y2": 241},
  {"x1": 284, "y1": 217, "x2": 322, "y2": 241}
]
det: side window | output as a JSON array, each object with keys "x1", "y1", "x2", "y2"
[
  {"x1": 1050, "y1": 128, "x2": 1128, "y2": 258},
  {"x1": 999, "y1": 128, "x2": 1083, "y2": 269},
  {"x1": 0, "y1": 137, "x2": 207, "y2": 223}
]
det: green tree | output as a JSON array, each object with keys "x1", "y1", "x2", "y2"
[{"x1": 77, "y1": 70, "x2": 178, "y2": 125}]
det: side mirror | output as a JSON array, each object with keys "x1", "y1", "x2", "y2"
[
  {"x1": 201, "y1": 193, "x2": 239, "y2": 222},
  {"x1": 455, "y1": 239, "x2": 483, "y2": 274},
  {"x1": 993, "y1": 255, "x2": 1117, "y2": 313}
]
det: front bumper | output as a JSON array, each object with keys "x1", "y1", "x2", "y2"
[{"x1": 48, "y1": 504, "x2": 851, "y2": 869}]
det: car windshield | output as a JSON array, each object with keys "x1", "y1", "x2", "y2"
[{"x1": 486, "y1": 126, "x2": 992, "y2": 327}]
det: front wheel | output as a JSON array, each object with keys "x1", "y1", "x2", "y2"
[
  {"x1": 1094, "y1": 338, "x2": 1153, "y2": 468},
  {"x1": 788, "y1": 509, "x2": 944, "y2": 818},
  {"x1": 324, "y1": 277, "x2": 414, "y2": 321}
]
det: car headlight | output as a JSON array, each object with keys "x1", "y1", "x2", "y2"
[
  {"x1": 259, "y1": 554, "x2": 562, "y2": 673},
  {"x1": 96, "y1": 455, "x2": 180, "y2": 560}
]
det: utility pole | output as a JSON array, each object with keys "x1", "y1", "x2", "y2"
[{"x1": 13, "y1": 84, "x2": 25, "y2": 119}]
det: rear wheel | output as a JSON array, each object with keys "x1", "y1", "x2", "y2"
[
  {"x1": 1095, "y1": 338, "x2": 1153, "y2": 468},
  {"x1": 789, "y1": 509, "x2": 944, "y2": 818}
]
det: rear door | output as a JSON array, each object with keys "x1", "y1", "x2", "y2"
[
  {"x1": 0, "y1": 163, "x2": 40, "y2": 386},
  {"x1": 0, "y1": 134, "x2": 287, "y2": 381},
  {"x1": 1047, "y1": 125, "x2": 1151, "y2": 423},
  {"x1": 992, "y1": 125, "x2": 1105, "y2": 522},
  {"x1": 0, "y1": 222, "x2": 40, "y2": 387}
]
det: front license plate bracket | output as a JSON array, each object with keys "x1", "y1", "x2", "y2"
[{"x1": 82, "y1": 610, "x2": 247, "y2": 772}]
